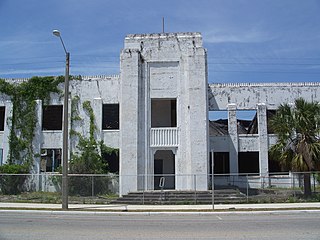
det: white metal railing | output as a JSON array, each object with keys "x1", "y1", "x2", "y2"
[{"x1": 150, "y1": 127, "x2": 179, "y2": 147}]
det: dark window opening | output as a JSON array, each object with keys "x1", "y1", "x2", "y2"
[
  {"x1": 238, "y1": 152, "x2": 259, "y2": 175},
  {"x1": 0, "y1": 106, "x2": 5, "y2": 131},
  {"x1": 42, "y1": 105, "x2": 63, "y2": 130},
  {"x1": 102, "y1": 150, "x2": 119, "y2": 173},
  {"x1": 0, "y1": 149, "x2": 3, "y2": 166},
  {"x1": 151, "y1": 99, "x2": 177, "y2": 127},
  {"x1": 267, "y1": 110, "x2": 277, "y2": 134},
  {"x1": 209, "y1": 152, "x2": 230, "y2": 174},
  {"x1": 236, "y1": 110, "x2": 258, "y2": 134},
  {"x1": 102, "y1": 104, "x2": 119, "y2": 130},
  {"x1": 268, "y1": 153, "x2": 289, "y2": 175},
  {"x1": 40, "y1": 149, "x2": 61, "y2": 172}
]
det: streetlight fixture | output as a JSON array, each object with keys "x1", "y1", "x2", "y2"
[{"x1": 53, "y1": 29, "x2": 70, "y2": 210}]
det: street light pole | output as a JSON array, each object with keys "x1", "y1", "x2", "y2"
[{"x1": 53, "y1": 30, "x2": 69, "y2": 210}]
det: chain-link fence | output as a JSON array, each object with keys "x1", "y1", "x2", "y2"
[{"x1": 0, "y1": 172, "x2": 319, "y2": 204}]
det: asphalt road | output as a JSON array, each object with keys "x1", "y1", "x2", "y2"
[{"x1": 0, "y1": 211, "x2": 319, "y2": 240}]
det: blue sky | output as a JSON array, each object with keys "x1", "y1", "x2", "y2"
[{"x1": 1, "y1": 0, "x2": 320, "y2": 83}]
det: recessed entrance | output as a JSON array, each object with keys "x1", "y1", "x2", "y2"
[{"x1": 154, "y1": 150, "x2": 175, "y2": 190}]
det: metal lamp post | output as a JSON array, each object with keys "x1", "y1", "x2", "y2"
[{"x1": 53, "y1": 29, "x2": 70, "y2": 210}]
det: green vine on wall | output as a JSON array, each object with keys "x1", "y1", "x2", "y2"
[
  {"x1": 0, "y1": 77, "x2": 64, "y2": 166},
  {"x1": 69, "y1": 100, "x2": 118, "y2": 174}
]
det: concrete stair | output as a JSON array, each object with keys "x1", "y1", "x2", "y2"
[{"x1": 112, "y1": 189, "x2": 247, "y2": 205}]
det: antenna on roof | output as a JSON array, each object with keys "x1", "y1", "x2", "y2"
[{"x1": 162, "y1": 17, "x2": 165, "y2": 33}]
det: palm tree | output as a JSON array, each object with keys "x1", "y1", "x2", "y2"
[{"x1": 269, "y1": 98, "x2": 320, "y2": 196}]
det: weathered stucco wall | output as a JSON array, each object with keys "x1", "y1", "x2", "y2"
[{"x1": 209, "y1": 82, "x2": 320, "y2": 110}]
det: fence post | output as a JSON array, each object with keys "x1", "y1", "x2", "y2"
[
  {"x1": 313, "y1": 173, "x2": 316, "y2": 194},
  {"x1": 91, "y1": 175, "x2": 94, "y2": 197},
  {"x1": 246, "y1": 174, "x2": 249, "y2": 203},
  {"x1": 194, "y1": 174, "x2": 197, "y2": 204}
]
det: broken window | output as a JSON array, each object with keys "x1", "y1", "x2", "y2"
[
  {"x1": 0, "y1": 106, "x2": 5, "y2": 131},
  {"x1": 42, "y1": 105, "x2": 63, "y2": 130},
  {"x1": 209, "y1": 111, "x2": 228, "y2": 136},
  {"x1": 151, "y1": 99, "x2": 177, "y2": 127},
  {"x1": 238, "y1": 152, "x2": 259, "y2": 175},
  {"x1": 102, "y1": 104, "x2": 119, "y2": 130},
  {"x1": 236, "y1": 110, "x2": 258, "y2": 134},
  {"x1": 40, "y1": 149, "x2": 62, "y2": 172}
]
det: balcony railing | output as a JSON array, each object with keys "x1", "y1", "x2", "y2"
[{"x1": 150, "y1": 127, "x2": 179, "y2": 147}]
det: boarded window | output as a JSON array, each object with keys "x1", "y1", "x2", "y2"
[
  {"x1": 0, "y1": 106, "x2": 5, "y2": 131},
  {"x1": 42, "y1": 105, "x2": 63, "y2": 130},
  {"x1": 102, "y1": 104, "x2": 119, "y2": 130}
]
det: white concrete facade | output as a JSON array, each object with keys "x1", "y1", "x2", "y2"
[{"x1": 0, "y1": 33, "x2": 320, "y2": 194}]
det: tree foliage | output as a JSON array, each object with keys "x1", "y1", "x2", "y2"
[{"x1": 269, "y1": 98, "x2": 320, "y2": 195}]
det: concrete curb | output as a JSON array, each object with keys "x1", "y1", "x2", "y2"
[{"x1": 1, "y1": 202, "x2": 320, "y2": 213}]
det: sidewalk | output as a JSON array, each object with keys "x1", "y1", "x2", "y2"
[{"x1": 1, "y1": 202, "x2": 320, "y2": 212}]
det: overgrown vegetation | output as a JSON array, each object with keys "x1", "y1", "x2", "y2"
[
  {"x1": 0, "y1": 164, "x2": 30, "y2": 194},
  {"x1": 269, "y1": 98, "x2": 320, "y2": 196},
  {"x1": 0, "y1": 77, "x2": 63, "y2": 194},
  {"x1": 0, "y1": 77, "x2": 63, "y2": 165},
  {"x1": 68, "y1": 100, "x2": 118, "y2": 196},
  {"x1": 0, "y1": 76, "x2": 118, "y2": 196}
]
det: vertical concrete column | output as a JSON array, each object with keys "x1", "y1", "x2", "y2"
[
  {"x1": 32, "y1": 100, "x2": 42, "y2": 191},
  {"x1": 228, "y1": 103, "x2": 238, "y2": 175},
  {"x1": 3, "y1": 100, "x2": 13, "y2": 164},
  {"x1": 33, "y1": 100, "x2": 42, "y2": 174},
  {"x1": 119, "y1": 49, "x2": 141, "y2": 196},
  {"x1": 185, "y1": 47, "x2": 208, "y2": 191},
  {"x1": 93, "y1": 98, "x2": 102, "y2": 143},
  {"x1": 257, "y1": 103, "x2": 269, "y2": 186}
]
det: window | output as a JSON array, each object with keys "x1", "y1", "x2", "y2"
[
  {"x1": 210, "y1": 152, "x2": 230, "y2": 174},
  {"x1": 267, "y1": 110, "x2": 277, "y2": 134},
  {"x1": 238, "y1": 152, "x2": 259, "y2": 175},
  {"x1": 151, "y1": 99, "x2": 177, "y2": 127},
  {"x1": 102, "y1": 104, "x2": 119, "y2": 130},
  {"x1": 236, "y1": 110, "x2": 258, "y2": 134},
  {"x1": 0, "y1": 149, "x2": 3, "y2": 166},
  {"x1": 102, "y1": 150, "x2": 119, "y2": 173},
  {"x1": 0, "y1": 106, "x2": 5, "y2": 131},
  {"x1": 40, "y1": 149, "x2": 62, "y2": 172},
  {"x1": 42, "y1": 105, "x2": 63, "y2": 130}
]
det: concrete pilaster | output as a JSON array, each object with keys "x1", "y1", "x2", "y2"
[
  {"x1": 185, "y1": 47, "x2": 208, "y2": 191},
  {"x1": 257, "y1": 103, "x2": 269, "y2": 185},
  {"x1": 228, "y1": 103, "x2": 238, "y2": 174},
  {"x1": 3, "y1": 100, "x2": 13, "y2": 164},
  {"x1": 119, "y1": 49, "x2": 141, "y2": 196},
  {"x1": 93, "y1": 98, "x2": 102, "y2": 142},
  {"x1": 32, "y1": 100, "x2": 42, "y2": 174}
]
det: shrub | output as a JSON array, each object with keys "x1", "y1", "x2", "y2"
[{"x1": 0, "y1": 164, "x2": 29, "y2": 194}]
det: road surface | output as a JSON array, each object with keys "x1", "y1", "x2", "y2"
[{"x1": 0, "y1": 211, "x2": 319, "y2": 239}]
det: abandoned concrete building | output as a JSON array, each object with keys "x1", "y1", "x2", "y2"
[{"x1": 0, "y1": 32, "x2": 319, "y2": 195}]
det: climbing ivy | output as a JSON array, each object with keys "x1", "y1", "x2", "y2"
[
  {"x1": 0, "y1": 76, "x2": 63, "y2": 166},
  {"x1": 69, "y1": 100, "x2": 118, "y2": 174}
]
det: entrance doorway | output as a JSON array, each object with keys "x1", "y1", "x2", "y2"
[{"x1": 154, "y1": 150, "x2": 175, "y2": 190}]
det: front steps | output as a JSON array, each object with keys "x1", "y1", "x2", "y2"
[{"x1": 112, "y1": 189, "x2": 247, "y2": 205}]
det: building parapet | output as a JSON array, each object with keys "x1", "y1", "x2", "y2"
[
  {"x1": 1, "y1": 75, "x2": 120, "y2": 83},
  {"x1": 210, "y1": 82, "x2": 320, "y2": 88}
]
